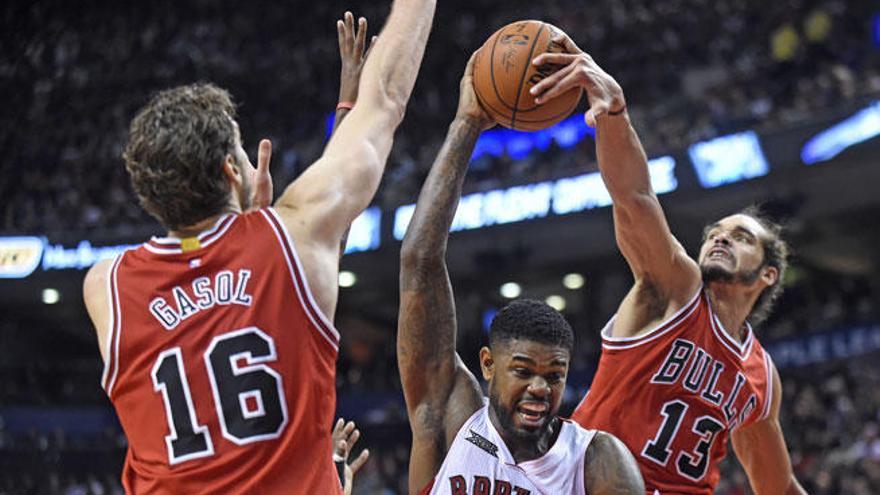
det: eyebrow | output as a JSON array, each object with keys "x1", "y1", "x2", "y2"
[
  {"x1": 510, "y1": 354, "x2": 568, "y2": 367},
  {"x1": 510, "y1": 355, "x2": 536, "y2": 366},
  {"x1": 703, "y1": 223, "x2": 758, "y2": 240},
  {"x1": 732, "y1": 226, "x2": 758, "y2": 239}
]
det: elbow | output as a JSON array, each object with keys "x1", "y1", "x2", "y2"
[
  {"x1": 613, "y1": 190, "x2": 659, "y2": 219},
  {"x1": 400, "y1": 241, "x2": 445, "y2": 273},
  {"x1": 362, "y1": 53, "x2": 417, "y2": 125},
  {"x1": 376, "y1": 83, "x2": 409, "y2": 125}
]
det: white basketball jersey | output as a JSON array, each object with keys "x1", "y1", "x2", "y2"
[{"x1": 423, "y1": 405, "x2": 596, "y2": 495}]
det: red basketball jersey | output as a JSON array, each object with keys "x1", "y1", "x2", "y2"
[
  {"x1": 100, "y1": 208, "x2": 342, "y2": 494},
  {"x1": 572, "y1": 289, "x2": 773, "y2": 495}
]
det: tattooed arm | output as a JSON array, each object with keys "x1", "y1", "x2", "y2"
[
  {"x1": 398, "y1": 54, "x2": 494, "y2": 494},
  {"x1": 583, "y1": 432, "x2": 645, "y2": 494}
]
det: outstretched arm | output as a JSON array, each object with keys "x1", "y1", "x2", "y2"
[
  {"x1": 332, "y1": 12, "x2": 376, "y2": 253},
  {"x1": 583, "y1": 431, "x2": 645, "y2": 495},
  {"x1": 274, "y1": 0, "x2": 437, "y2": 319},
  {"x1": 531, "y1": 35, "x2": 700, "y2": 332},
  {"x1": 732, "y1": 364, "x2": 807, "y2": 495},
  {"x1": 398, "y1": 55, "x2": 494, "y2": 494}
]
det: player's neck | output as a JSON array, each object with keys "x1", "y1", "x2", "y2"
[
  {"x1": 705, "y1": 284, "x2": 755, "y2": 342},
  {"x1": 168, "y1": 209, "x2": 238, "y2": 239}
]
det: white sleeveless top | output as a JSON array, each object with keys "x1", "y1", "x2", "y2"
[{"x1": 424, "y1": 405, "x2": 596, "y2": 495}]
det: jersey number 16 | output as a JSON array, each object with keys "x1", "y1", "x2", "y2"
[{"x1": 151, "y1": 327, "x2": 288, "y2": 464}]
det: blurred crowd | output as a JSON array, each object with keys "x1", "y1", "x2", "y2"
[
  {"x1": 2, "y1": 0, "x2": 879, "y2": 493},
  {"x1": 2, "y1": 0, "x2": 879, "y2": 236}
]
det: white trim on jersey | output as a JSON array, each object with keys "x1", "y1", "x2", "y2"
[
  {"x1": 760, "y1": 352, "x2": 775, "y2": 420},
  {"x1": 103, "y1": 251, "x2": 126, "y2": 396},
  {"x1": 100, "y1": 254, "x2": 123, "y2": 391},
  {"x1": 144, "y1": 214, "x2": 237, "y2": 254},
  {"x1": 259, "y1": 208, "x2": 340, "y2": 351},
  {"x1": 706, "y1": 302, "x2": 754, "y2": 361},
  {"x1": 600, "y1": 287, "x2": 704, "y2": 350}
]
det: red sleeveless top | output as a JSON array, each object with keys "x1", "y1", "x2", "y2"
[
  {"x1": 101, "y1": 208, "x2": 342, "y2": 494},
  {"x1": 572, "y1": 289, "x2": 773, "y2": 495}
]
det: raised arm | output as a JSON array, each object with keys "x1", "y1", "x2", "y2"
[
  {"x1": 731, "y1": 364, "x2": 807, "y2": 495},
  {"x1": 332, "y1": 12, "x2": 376, "y2": 253},
  {"x1": 273, "y1": 0, "x2": 436, "y2": 319},
  {"x1": 530, "y1": 35, "x2": 700, "y2": 321},
  {"x1": 398, "y1": 55, "x2": 492, "y2": 494},
  {"x1": 583, "y1": 431, "x2": 645, "y2": 495},
  {"x1": 277, "y1": 0, "x2": 435, "y2": 233}
]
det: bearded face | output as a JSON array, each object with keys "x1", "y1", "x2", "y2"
[
  {"x1": 698, "y1": 214, "x2": 769, "y2": 288},
  {"x1": 482, "y1": 339, "x2": 568, "y2": 442}
]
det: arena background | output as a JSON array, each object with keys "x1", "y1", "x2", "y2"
[{"x1": 2, "y1": 0, "x2": 879, "y2": 493}]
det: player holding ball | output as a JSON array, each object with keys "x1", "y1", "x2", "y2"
[
  {"x1": 398, "y1": 42, "x2": 644, "y2": 495},
  {"x1": 531, "y1": 32, "x2": 807, "y2": 495}
]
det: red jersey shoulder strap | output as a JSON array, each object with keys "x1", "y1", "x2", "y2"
[
  {"x1": 258, "y1": 207, "x2": 340, "y2": 351},
  {"x1": 759, "y1": 350, "x2": 775, "y2": 421},
  {"x1": 101, "y1": 252, "x2": 126, "y2": 396}
]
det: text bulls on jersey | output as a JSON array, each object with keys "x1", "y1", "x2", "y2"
[
  {"x1": 650, "y1": 338, "x2": 757, "y2": 429},
  {"x1": 149, "y1": 269, "x2": 254, "y2": 330}
]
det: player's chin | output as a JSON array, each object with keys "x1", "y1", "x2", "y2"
[{"x1": 700, "y1": 261, "x2": 735, "y2": 283}]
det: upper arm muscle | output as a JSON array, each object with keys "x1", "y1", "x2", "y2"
[
  {"x1": 583, "y1": 431, "x2": 645, "y2": 495},
  {"x1": 731, "y1": 364, "x2": 803, "y2": 495},
  {"x1": 275, "y1": 105, "x2": 391, "y2": 247},
  {"x1": 398, "y1": 262, "x2": 483, "y2": 493},
  {"x1": 606, "y1": 194, "x2": 701, "y2": 338},
  {"x1": 83, "y1": 259, "x2": 114, "y2": 362}
]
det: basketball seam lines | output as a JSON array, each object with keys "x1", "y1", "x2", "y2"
[
  {"x1": 489, "y1": 30, "x2": 518, "y2": 113},
  {"x1": 475, "y1": 84, "x2": 516, "y2": 126},
  {"x1": 511, "y1": 23, "x2": 546, "y2": 129}
]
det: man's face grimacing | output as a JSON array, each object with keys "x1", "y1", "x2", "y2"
[
  {"x1": 481, "y1": 339, "x2": 569, "y2": 440},
  {"x1": 698, "y1": 214, "x2": 777, "y2": 288}
]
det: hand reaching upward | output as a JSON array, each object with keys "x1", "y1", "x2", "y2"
[{"x1": 337, "y1": 11, "x2": 378, "y2": 106}]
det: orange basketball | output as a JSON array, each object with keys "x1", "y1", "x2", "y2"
[{"x1": 473, "y1": 20, "x2": 582, "y2": 131}]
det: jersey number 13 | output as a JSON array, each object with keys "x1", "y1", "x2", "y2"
[{"x1": 641, "y1": 400, "x2": 724, "y2": 481}]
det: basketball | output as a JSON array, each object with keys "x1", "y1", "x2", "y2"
[{"x1": 473, "y1": 20, "x2": 582, "y2": 131}]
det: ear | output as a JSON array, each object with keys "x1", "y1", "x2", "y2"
[
  {"x1": 760, "y1": 265, "x2": 778, "y2": 287},
  {"x1": 221, "y1": 153, "x2": 242, "y2": 186},
  {"x1": 479, "y1": 347, "x2": 494, "y2": 381}
]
